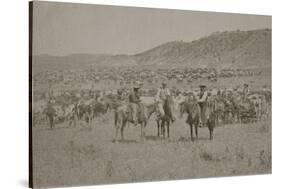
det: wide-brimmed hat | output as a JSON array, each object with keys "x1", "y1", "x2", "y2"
[
  {"x1": 133, "y1": 81, "x2": 141, "y2": 89},
  {"x1": 49, "y1": 99, "x2": 55, "y2": 104},
  {"x1": 226, "y1": 88, "x2": 233, "y2": 92},
  {"x1": 162, "y1": 81, "x2": 167, "y2": 85},
  {"x1": 199, "y1": 84, "x2": 207, "y2": 88}
]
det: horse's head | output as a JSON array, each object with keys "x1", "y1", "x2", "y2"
[
  {"x1": 206, "y1": 97, "x2": 217, "y2": 117},
  {"x1": 179, "y1": 94, "x2": 199, "y2": 117},
  {"x1": 178, "y1": 101, "x2": 186, "y2": 119},
  {"x1": 146, "y1": 102, "x2": 157, "y2": 118}
]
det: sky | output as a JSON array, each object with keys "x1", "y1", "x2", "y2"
[{"x1": 32, "y1": 1, "x2": 271, "y2": 56}]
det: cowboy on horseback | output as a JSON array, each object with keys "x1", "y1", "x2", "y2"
[
  {"x1": 129, "y1": 81, "x2": 142, "y2": 126},
  {"x1": 155, "y1": 81, "x2": 175, "y2": 122},
  {"x1": 242, "y1": 83, "x2": 250, "y2": 102},
  {"x1": 46, "y1": 98, "x2": 56, "y2": 129},
  {"x1": 197, "y1": 84, "x2": 208, "y2": 127}
]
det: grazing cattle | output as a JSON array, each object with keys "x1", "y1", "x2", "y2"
[
  {"x1": 260, "y1": 93, "x2": 270, "y2": 120},
  {"x1": 77, "y1": 100, "x2": 94, "y2": 125},
  {"x1": 65, "y1": 104, "x2": 77, "y2": 127},
  {"x1": 92, "y1": 100, "x2": 108, "y2": 117},
  {"x1": 33, "y1": 100, "x2": 47, "y2": 126},
  {"x1": 250, "y1": 95, "x2": 263, "y2": 121},
  {"x1": 238, "y1": 98, "x2": 256, "y2": 123}
]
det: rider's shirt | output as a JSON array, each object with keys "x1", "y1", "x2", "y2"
[
  {"x1": 197, "y1": 91, "x2": 208, "y2": 103},
  {"x1": 156, "y1": 87, "x2": 171, "y2": 102},
  {"x1": 129, "y1": 91, "x2": 141, "y2": 104}
]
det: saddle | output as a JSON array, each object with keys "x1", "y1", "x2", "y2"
[{"x1": 126, "y1": 103, "x2": 146, "y2": 122}]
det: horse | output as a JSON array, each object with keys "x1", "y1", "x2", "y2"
[
  {"x1": 113, "y1": 101, "x2": 157, "y2": 142},
  {"x1": 179, "y1": 95, "x2": 200, "y2": 141},
  {"x1": 205, "y1": 96, "x2": 217, "y2": 140},
  {"x1": 179, "y1": 94, "x2": 216, "y2": 141},
  {"x1": 156, "y1": 96, "x2": 175, "y2": 138},
  {"x1": 213, "y1": 96, "x2": 225, "y2": 126}
]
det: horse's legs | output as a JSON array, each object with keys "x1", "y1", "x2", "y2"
[
  {"x1": 157, "y1": 120, "x2": 160, "y2": 137},
  {"x1": 114, "y1": 126, "x2": 119, "y2": 143},
  {"x1": 238, "y1": 112, "x2": 242, "y2": 125},
  {"x1": 140, "y1": 123, "x2": 146, "y2": 142},
  {"x1": 113, "y1": 113, "x2": 120, "y2": 142},
  {"x1": 167, "y1": 121, "x2": 170, "y2": 138},
  {"x1": 195, "y1": 124, "x2": 198, "y2": 139},
  {"x1": 49, "y1": 116, "x2": 54, "y2": 129},
  {"x1": 85, "y1": 113, "x2": 90, "y2": 126},
  {"x1": 209, "y1": 127, "x2": 213, "y2": 140},
  {"x1": 88, "y1": 112, "x2": 93, "y2": 126},
  {"x1": 161, "y1": 120, "x2": 165, "y2": 138},
  {"x1": 142, "y1": 122, "x2": 146, "y2": 139},
  {"x1": 121, "y1": 121, "x2": 126, "y2": 141},
  {"x1": 207, "y1": 121, "x2": 213, "y2": 140},
  {"x1": 190, "y1": 124, "x2": 194, "y2": 141},
  {"x1": 210, "y1": 129, "x2": 213, "y2": 140}
]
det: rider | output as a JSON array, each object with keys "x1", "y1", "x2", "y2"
[
  {"x1": 129, "y1": 81, "x2": 142, "y2": 126},
  {"x1": 155, "y1": 81, "x2": 175, "y2": 122},
  {"x1": 197, "y1": 84, "x2": 208, "y2": 127},
  {"x1": 117, "y1": 89, "x2": 124, "y2": 101},
  {"x1": 46, "y1": 98, "x2": 56, "y2": 129},
  {"x1": 242, "y1": 83, "x2": 250, "y2": 101}
]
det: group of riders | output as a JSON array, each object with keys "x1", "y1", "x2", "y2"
[
  {"x1": 126, "y1": 81, "x2": 252, "y2": 128},
  {"x1": 44, "y1": 77, "x2": 267, "y2": 130}
]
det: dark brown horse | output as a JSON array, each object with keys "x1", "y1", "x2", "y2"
[
  {"x1": 179, "y1": 95, "x2": 216, "y2": 141},
  {"x1": 205, "y1": 96, "x2": 217, "y2": 140},
  {"x1": 156, "y1": 96, "x2": 175, "y2": 138}
]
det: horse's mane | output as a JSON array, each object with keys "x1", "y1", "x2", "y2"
[
  {"x1": 180, "y1": 96, "x2": 199, "y2": 116},
  {"x1": 163, "y1": 96, "x2": 174, "y2": 118}
]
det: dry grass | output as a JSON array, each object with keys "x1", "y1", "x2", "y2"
[{"x1": 32, "y1": 113, "x2": 271, "y2": 188}]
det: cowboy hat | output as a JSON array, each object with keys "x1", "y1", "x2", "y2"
[{"x1": 199, "y1": 84, "x2": 207, "y2": 88}]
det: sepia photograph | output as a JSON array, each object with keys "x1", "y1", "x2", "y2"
[{"x1": 30, "y1": 1, "x2": 272, "y2": 188}]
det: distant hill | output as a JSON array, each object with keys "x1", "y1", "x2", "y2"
[
  {"x1": 33, "y1": 28, "x2": 271, "y2": 72},
  {"x1": 135, "y1": 28, "x2": 271, "y2": 69},
  {"x1": 32, "y1": 54, "x2": 137, "y2": 72}
]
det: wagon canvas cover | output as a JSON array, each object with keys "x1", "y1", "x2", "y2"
[{"x1": 29, "y1": 1, "x2": 272, "y2": 188}]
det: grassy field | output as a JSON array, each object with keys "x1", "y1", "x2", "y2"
[{"x1": 32, "y1": 112, "x2": 271, "y2": 188}]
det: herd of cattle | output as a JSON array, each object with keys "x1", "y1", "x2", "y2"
[
  {"x1": 33, "y1": 67, "x2": 262, "y2": 91},
  {"x1": 32, "y1": 84, "x2": 271, "y2": 140}
]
